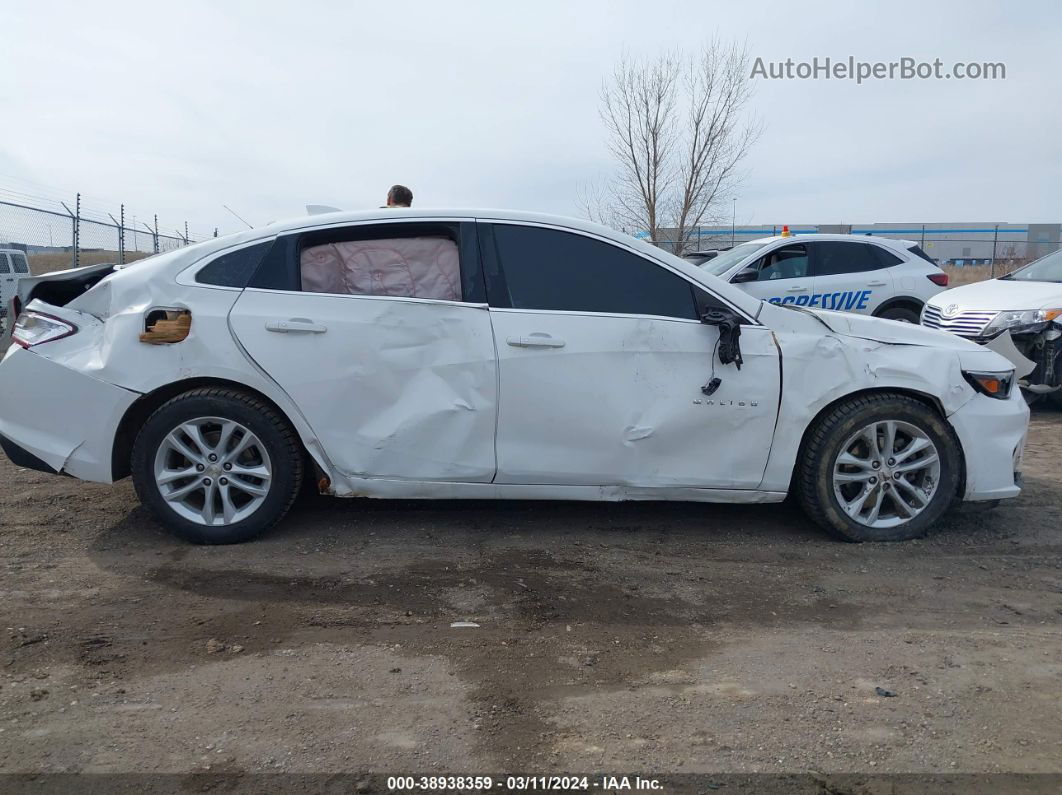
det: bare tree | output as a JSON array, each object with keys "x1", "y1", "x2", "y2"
[{"x1": 586, "y1": 41, "x2": 760, "y2": 255}]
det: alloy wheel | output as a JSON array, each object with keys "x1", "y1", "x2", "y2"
[
  {"x1": 152, "y1": 416, "x2": 273, "y2": 526},
  {"x1": 832, "y1": 420, "x2": 941, "y2": 529}
]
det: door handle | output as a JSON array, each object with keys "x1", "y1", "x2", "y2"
[
  {"x1": 506, "y1": 334, "x2": 565, "y2": 349},
  {"x1": 265, "y1": 318, "x2": 328, "y2": 334},
  {"x1": 867, "y1": 280, "x2": 888, "y2": 287},
  {"x1": 785, "y1": 285, "x2": 808, "y2": 292}
]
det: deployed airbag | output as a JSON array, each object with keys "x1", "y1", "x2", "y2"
[{"x1": 300, "y1": 237, "x2": 461, "y2": 301}]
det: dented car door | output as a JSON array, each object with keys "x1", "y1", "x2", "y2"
[
  {"x1": 480, "y1": 221, "x2": 781, "y2": 489},
  {"x1": 228, "y1": 221, "x2": 498, "y2": 482}
]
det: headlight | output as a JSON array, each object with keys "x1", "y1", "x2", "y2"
[
  {"x1": 963, "y1": 370, "x2": 1015, "y2": 400},
  {"x1": 982, "y1": 308, "x2": 1062, "y2": 336},
  {"x1": 12, "y1": 311, "x2": 78, "y2": 348}
]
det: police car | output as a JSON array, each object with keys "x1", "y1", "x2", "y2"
[{"x1": 699, "y1": 232, "x2": 948, "y2": 322}]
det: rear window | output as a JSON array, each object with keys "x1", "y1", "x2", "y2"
[{"x1": 10, "y1": 253, "x2": 29, "y2": 274}]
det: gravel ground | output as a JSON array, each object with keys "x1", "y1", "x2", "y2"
[{"x1": 0, "y1": 410, "x2": 1060, "y2": 792}]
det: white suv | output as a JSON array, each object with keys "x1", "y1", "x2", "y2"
[{"x1": 700, "y1": 234, "x2": 948, "y2": 323}]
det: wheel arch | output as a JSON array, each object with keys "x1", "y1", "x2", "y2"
[
  {"x1": 872, "y1": 295, "x2": 925, "y2": 318},
  {"x1": 789, "y1": 386, "x2": 966, "y2": 496},
  {"x1": 111, "y1": 376, "x2": 326, "y2": 481}
]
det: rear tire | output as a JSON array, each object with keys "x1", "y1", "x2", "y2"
[
  {"x1": 877, "y1": 306, "x2": 921, "y2": 324},
  {"x1": 131, "y1": 388, "x2": 303, "y2": 544},
  {"x1": 797, "y1": 393, "x2": 962, "y2": 542}
]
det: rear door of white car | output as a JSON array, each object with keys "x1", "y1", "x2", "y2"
[
  {"x1": 228, "y1": 220, "x2": 498, "y2": 483},
  {"x1": 480, "y1": 221, "x2": 780, "y2": 489},
  {"x1": 807, "y1": 240, "x2": 894, "y2": 314}
]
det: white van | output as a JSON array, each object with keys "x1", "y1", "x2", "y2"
[{"x1": 0, "y1": 249, "x2": 31, "y2": 329}]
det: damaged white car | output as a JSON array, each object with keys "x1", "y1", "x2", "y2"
[{"x1": 0, "y1": 210, "x2": 1028, "y2": 544}]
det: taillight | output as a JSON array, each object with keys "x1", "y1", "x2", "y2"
[
  {"x1": 12, "y1": 310, "x2": 78, "y2": 348},
  {"x1": 11, "y1": 295, "x2": 21, "y2": 317},
  {"x1": 927, "y1": 273, "x2": 949, "y2": 287}
]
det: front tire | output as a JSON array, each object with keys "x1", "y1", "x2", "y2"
[
  {"x1": 796, "y1": 393, "x2": 962, "y2": 542},
  {"x1": 131, "y1": 388, "x2": 303, "y2": 544}
]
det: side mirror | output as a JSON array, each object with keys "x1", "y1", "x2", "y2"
[{"x1": 731, "y1": 266, "x2": 759, "y2": 284}]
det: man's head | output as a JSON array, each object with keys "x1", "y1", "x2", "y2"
[{"x1": 386, "y1": 184, "x2": 413, "y2": 207}]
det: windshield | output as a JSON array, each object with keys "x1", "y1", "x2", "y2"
[
  {"x1": 1002, "y1": 249, "x2": 1062, "y2": 282},
  {"x1": 700, "y1": 242, "x2": 769, "y2": 276}
]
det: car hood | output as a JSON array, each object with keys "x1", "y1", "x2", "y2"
[
  {"x1": 803, "y1": 308, "x2": 982, "y2": 351},
  {"x1": 926, "y1": 278, "x2": 1062, "y2": 312}
]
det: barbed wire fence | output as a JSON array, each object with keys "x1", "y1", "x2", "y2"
[{"x1": 0, "y1": 189, "x2": 218, "y2": 274}]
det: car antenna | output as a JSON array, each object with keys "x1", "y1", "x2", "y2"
[{"x1": 222, "y1": 204, "x2": 254, "y2": 230}]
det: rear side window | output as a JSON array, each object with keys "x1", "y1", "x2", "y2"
[
  {"x1": 907, "y1": 244, "x2": 935, "y2": 263},
  {"x1": 870, "y1": 245, "x2": 904, "y2": 268},
  {"x1": 812, "y1": 242, "x2": 884, "y2": 276},
  {"x1": 196, "y1": 241, "x2": 272, "y2": 287},
  {"x1": 487, "y1": 224, "x2": 697, "y2": 319},
  {"x1": 301, "y1": 236, "x2": 461, "y2": 301},
  {"x1": 250, "y1": 222, "x2": 483, "y2": 302},
  {"x1": 0, "y1": 255, "x2": 9, "y2": 274},
  {"x1": 10, "y1": 253, "x2": 29, "y2": 274}
]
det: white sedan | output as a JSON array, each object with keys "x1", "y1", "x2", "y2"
[{"x1": 0, "y1": 209, "x2": 1028, "y2": 544}]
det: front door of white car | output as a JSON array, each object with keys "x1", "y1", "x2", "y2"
[
  {"x1": 479, "y1": 222, "x2": 781, "y2": 489},
  {"x1": 733, "y1": 242, "x2": 814, "y2": 307},
  {"x1": 227, "y1": 222, "x2": 498, "y2": 483}
]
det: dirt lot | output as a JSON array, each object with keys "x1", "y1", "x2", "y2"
[{"x1": 1, "y1": 411, "x2": 1060, "y2": 791}]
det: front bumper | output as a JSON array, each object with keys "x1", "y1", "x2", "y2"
[
  {"x1": 0, "y1": 347, "x2": 138, "y2": 482},
  {"x1": 948, "y1": 387, "x2": 1029, "y2": 501}
]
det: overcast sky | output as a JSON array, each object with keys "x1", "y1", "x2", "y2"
[{"x1": 3, "y1": 0, "x2": 1060, "y2": 238}]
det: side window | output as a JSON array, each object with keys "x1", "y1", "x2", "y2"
[
  {"x1": 196, "y1": 241, "x2": 272, "y2": 287},
  {"x1": 10, "y1": 253, "x2": 29, "y2": 274},
  {"x1": 750, "y1": 244, "x2": 808, "y2": 281},
  {"x1": 301, "y1": 235, "x2": 461, "y2": 301},
  {"x1": 249, "y1": 222, "x2": 480, "y2": 302},
  {"x1": 906, "y1": 244, "x2": 935, "y2": 264},
  {"x1": 0, "y1": 255, "x2": 10, "y2": 274},
  {"x1": 870, "y1": 245, "x2": 904, "y2": 267},
  {"x1": 487, "y1": 224, "x2": 697, "y2": 319},
  {"x1": 812, "y1": 241, "x2": 884, "y2": 276}
]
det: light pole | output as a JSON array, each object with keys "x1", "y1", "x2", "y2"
[{"x1": 731, "y1": 198, "x2": 737, "y2": 247}]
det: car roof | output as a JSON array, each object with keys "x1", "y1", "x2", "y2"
[
  {"x1": 249, "y1": 208, "x2": 623, "y2": 238},
  {"x1": 121, "y1": 208, "x2": 767, "y2": 320},
  {"x1": 742, "y1": 234, "x2": 916, "y2": 248}
]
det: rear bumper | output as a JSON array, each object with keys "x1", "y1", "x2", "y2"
[
  {"x1": 949, "y1": 387, "x2": 1029, "y2": 501},
  {"x1": 0, "y1": 347, "x2": 138, "y2": 483}
]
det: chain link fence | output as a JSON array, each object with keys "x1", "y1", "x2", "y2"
[{"x1": 0, "y1": 192, "x2": 216, "y2": 275}]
